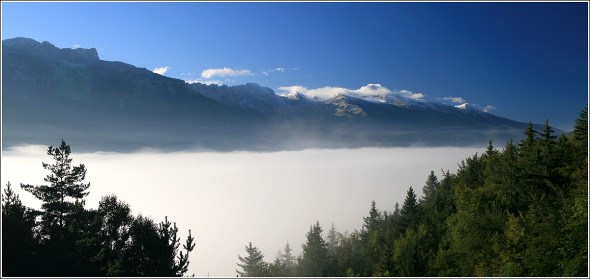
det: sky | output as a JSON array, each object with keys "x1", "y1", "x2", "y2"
[{"x1": 1, "y1": 1, "x2": 588, "y2": 130}]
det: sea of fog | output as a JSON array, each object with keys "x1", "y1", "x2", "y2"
[{"x1": 2, "y1": 146, "x2": 484, "y2": 277}]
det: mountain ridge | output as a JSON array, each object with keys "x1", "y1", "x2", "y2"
[{"x1": 2, "y1": 37, "x2": 544, "y2": 152}]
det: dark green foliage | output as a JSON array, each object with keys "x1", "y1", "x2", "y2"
[
  {"x1": 298, "y1": 221, "x2": 329, "y2": 276},
  {"x1": 573, "y1": 107, "x2": 588, "y2": 142},
  {"x1": 399, "y1": 187, "x2": 419, "y2": 234},
  {"x1": 121, "y1": 215, "x2": 196, "y2": 276},
  {"x1": 91, "y1": 195, "x2": 133, "y2": 276},
  {"x1": 21, "y1": 139, "x2": 90, "y2": 232},
  {"x1": 359, "y1": 201, "x2": 384, "y2": 276},
  {"x1": 245, "y1": 108, "x2": 587, "y2": 277},
  {"x1": 392, "y1": 224, "x2": 431, "y2": 276},
  {"x1": 420, "y1": 171, "x2": 439, "y2": 203},
  {"x1": 237, "y1": 242, "x2": 269, "y2": 277},
  {"x1": 1, "y1": 182, "x2": 39, "y2": 276},
  {"x1": 269, "y1": 242, "x2": 297, "y2": 276},
  {"x1": 2, "y1": 140, "x2": 195, "y2": 276}
]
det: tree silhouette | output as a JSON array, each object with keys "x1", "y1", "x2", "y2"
[
  {"x1": 2, "y1": 182, "x2": 38, "y2": 276},
  {"x1": 4, "y1": 140, "x2": 196, "y2": 276},
  {"x1": 237, "y1": 242, "x2": 268, "y2": 277},
  {"x1": 299, "y1": 221, "x2": 328, "y2": 276},
  {"x1": 21, "y1": 139, "x2": 90, "y2": 232}
]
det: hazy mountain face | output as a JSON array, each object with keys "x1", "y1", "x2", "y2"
[{"x1": 2, "y1": 37, "x2": 536, "y2": 152}]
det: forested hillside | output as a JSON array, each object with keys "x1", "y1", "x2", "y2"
[{"x1": 236, "y1": 109, "x2": 588, "y2": 277}]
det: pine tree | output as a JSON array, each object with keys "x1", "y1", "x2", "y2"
[
  {"x1": 362, "y1": 200, "x2": 382, "y2": 235},
  {"x1": 326, "y1": 223, "x2": 340, "y2": 256},
  {"x1": 420, "y1": 171, "x2": 439, "y2": 203},
  {"x1": 522, "y1": 121, "x2": 537, "y2": 146},
  {"x1": 280, "y1": 242, "x2": 297, "y2": 276},
  {"x1": 299, "y1": 221, "x2": 328, "y2": 276},
  {"x1": 157, "y1": 216, "x2": 196, "y2": 276},
  {"x1": 399, "y1": 187, "x2": 419, "y2": 234},
  {"x1": 8, "y1": 141, "x2": 196, "y2": 276},
  {"x1": 486, "y1": 140, "x2": 498, "y2": 156},
  {"x1": 325, "y1": 223, "x2": 342, "y2": 276},
  {"x1": 20, "y1": 140, "x2": 90, "y2": 232},
  {"x1": 360, "y1": 201, "x2": 384, "y2": 276},
  {"x1": 573, "y1": 107, "x2": 588, "y2": 142},
  {"x1": 2, "y1": 182, "x2": 39, "y2": 276},
  {"x1": 18, "y1": 140, "x2": 91, "y2": 275},
  {"x1": 392, "y1": 224, "x2": 430, "y2": 276},
  {"x1": 237, "y1": 242, "x2": 268, "y2": 277}
]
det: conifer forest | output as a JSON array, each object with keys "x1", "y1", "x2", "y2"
[{"x1": 2, "y1": 109, "x2": 588, "y2": 277}]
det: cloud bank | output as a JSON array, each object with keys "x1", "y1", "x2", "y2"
[
  {"x1": 1, "y1": 146, "x2": 485, "y2": 277},
  {"x1": 442, "y1": 96, "x2": 466, "y2": 104},
  {"x1": 184, "y1": 79, "x2": 224, "y2": 86},
  {"x1": 277, "y1": 84, "x2": 424, "y2": 102},
  {"x1": 153, "y1": 66, "x2": 170, "y2": 75},
  {"x1": 442, "y1": 96, "x2": 496, "y2": 113},
  {"x1": 482, "y1": 105, "x2": 496, "y2": 112},
  {"x1": 201, "y1": 67, "x2": 251, "y2": 79}
]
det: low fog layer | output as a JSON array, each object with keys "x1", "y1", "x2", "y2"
[{"x1": 1, "y1": 146, "x2": 484, "y2": 277}]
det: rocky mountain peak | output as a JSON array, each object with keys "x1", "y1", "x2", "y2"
[{"x1": 4, "y1": 37, "x2": 99, "y2": 64}]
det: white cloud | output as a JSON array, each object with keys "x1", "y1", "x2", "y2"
[
  {"x1": 185, "y1": 79, "x2": 224, "y2": 86},
  {"x1": 262, "y1": 67, "x2": 288, "y2": 76},
  {"x1": 355, "y1": 83, "x2": 393, "y2": 96},
  {"x1": 201, "y1": 67, "x2": 251, "y2": 79},
  {"x1": 277, "y1": 85, "x2": 349, "y2": 101},
  {"x1": 482, "y1": 105, "x2": 496, "y2": 112},
  {"x1": 153, "y1": 66, "x2": 170, "y2": 75},
  {"x1": 73, "y1": 44, "x2": 82, "y2": 49},
  {"x1": 398, "y1": 89, "x2": 425, "y2": 100},
  {"x1": 277, "y1": 86, "x2": 308, "y2": 97},
  {"x1": 442, "y1": 96, "x2": 466, "y2": 104},
  {"x1": 277, "y1": 84, "x2": 424, "y2": 102}
]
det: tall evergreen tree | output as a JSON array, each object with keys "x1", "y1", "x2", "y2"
[
  {"x1": 20, "y1": 140, "x2": 90, "y2": 232},
  {"x1": 573, "y1": 107, "x2": 588, "y2": 142},
  {"x1": 237, "y1": 242, "x2": 268, "y2": 277},
  {"x1": 360, "y1": 201, "x2": 384, "y2": 276},
  {"x1": 420, "y1": 171, "x2": 439, "y2": 203},
  {"x1": 399, "y1": 187, "x2": 419, "y2": 234},
  {"x1": 280, "y1": 242, "x2": 297, "y2": 276},
  {"x1": 325, "y1": 223, "x2": 342, "y2": 276},
  {"x1": 299, "y1": 221, "x2": 329, "y2": 276},
  {"x1": 7, "y1": 140, "x2": 196, "y2": 277},
  {"x1": 362, "y1": 200, "x2": 382, "y2": 235},
  {"x1": 18, "y1": 140, "x2": 91, "y2": 275},
  {"x1": 393, "y1": 224, "x2": 430, "y2": 276}
]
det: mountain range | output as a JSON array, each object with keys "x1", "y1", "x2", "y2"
[{"x1": 2, "y1": 37, "x2": 542, "y2": 152}]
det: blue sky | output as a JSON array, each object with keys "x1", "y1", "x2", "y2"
[{"x1": 2, "y1": 1, "x2": 588, "y2": 130}]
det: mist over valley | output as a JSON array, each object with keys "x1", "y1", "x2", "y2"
[
  {"x1": 1, "y1": 145, "x2": 486, "y2": 277},
  {"x1": 1, "y1": 3, "x2": 586, "y2": 276}
]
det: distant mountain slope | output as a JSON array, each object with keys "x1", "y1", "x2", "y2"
[
  {"x1": 2, "y1": 38, "x2": 541, "y2": 152},
  {"x1": 2, "y1": 37, "x2": 266, "y2": 151}
]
